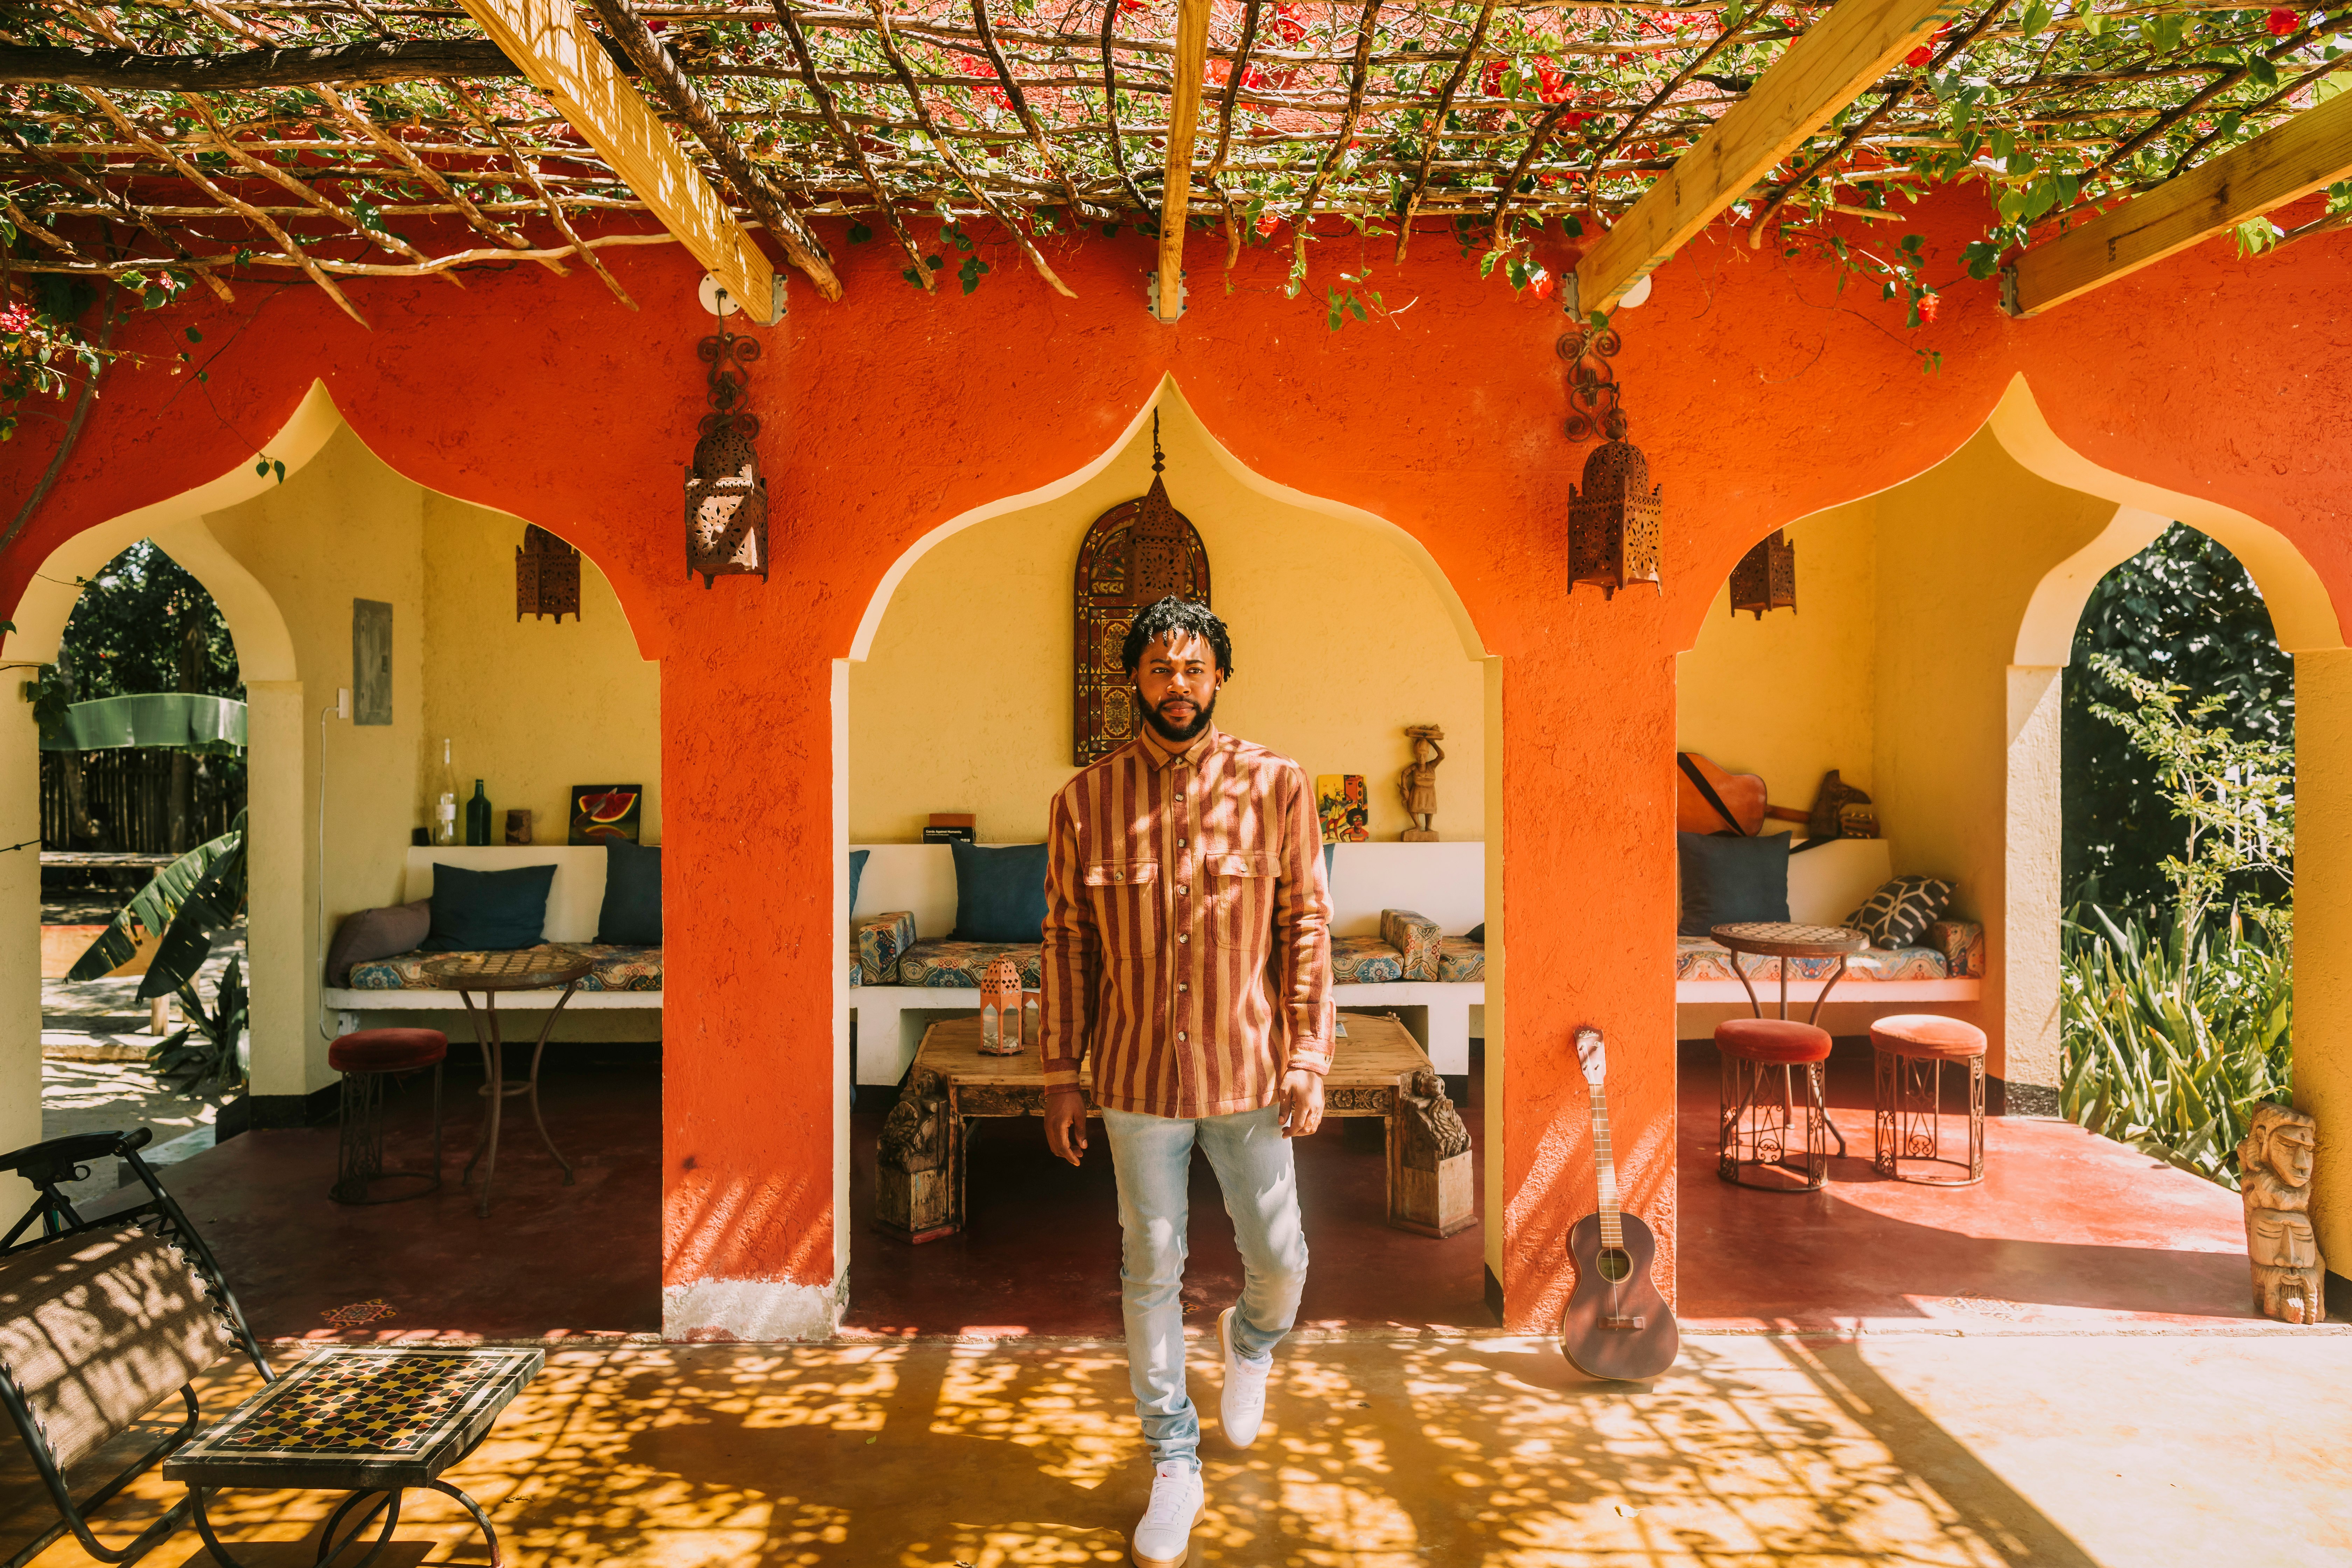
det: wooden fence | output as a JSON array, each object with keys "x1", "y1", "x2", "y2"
[{"x1": 41, "y1": 749, "x2": 246, "y2": 854}]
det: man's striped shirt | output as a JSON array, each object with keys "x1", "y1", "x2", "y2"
[{"x1": 1040, "y1": 726, "x2": 1334, "y2": 1118}]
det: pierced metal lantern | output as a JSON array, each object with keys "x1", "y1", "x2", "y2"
[
  {"x1": 1727, "y1": 528, "x2": 1796, "y2": 619},
  {"x1": 515, "y1": 524, "x2": 581, "y2": 622},
  {"x1": 1567, "y1": 439, "x2": 1662, "y2": 600},
  {"x1": 684, "y1": 322, "x2": 768, "y2": 587}
]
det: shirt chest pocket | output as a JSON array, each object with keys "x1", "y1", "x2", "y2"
[
  {"x1": 1204, "y1": 852, "x2": 1280, "y2": 948},
  {"x1": 1083, "y1": 860, "x2": 1160, "y2": 953}
]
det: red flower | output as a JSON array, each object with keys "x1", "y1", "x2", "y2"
[
  {"x1": 0, "y1": 303, "x2": 32, "y2": 335},
  {"x1": 1905, "y1": 22, "x2": 1951, "y2": 67},
  {"x1": 1480, "y1": 58, "x2": 1506, "y2": 97},
  {"x1": 2267, "y1": 7, "x2": 2301, "y2": 34},
  {"x1": 1917, "y1": 291, "x2": 1940, "y2": 324},
  {"x1": 645, "y1": 16, "x2": 665, "y2": 31},
  {"x1": 1535, "y1": 54, "x2": 1568, "y2": 104},
  {"x1": 1271, "y1": 2, "x2": 1307, "y2": 46},
  {"x1": 1530, "y1": 271, "x2": 1555, "y2": 300},
  {"x1": 1255, "y1": 210, "x2": 1281, "y2": 236},
  {"x1": 1118, "y1": 0, "x2": 1148, "y2": 13}
]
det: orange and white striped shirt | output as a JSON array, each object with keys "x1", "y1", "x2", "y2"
[{"x1": 1041, "y1": 726, "x2": 1334, "y2": 1118}]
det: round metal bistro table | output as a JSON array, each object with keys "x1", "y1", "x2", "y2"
[
  {"x1": 422, "y1": 951, "x2": 595, "y2": 1218},
  {"x1": 1710, "y1": 922, "x2": 1868, "y2": 1172}
]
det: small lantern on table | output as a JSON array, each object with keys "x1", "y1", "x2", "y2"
[{"x1": 979, "y1": 955, "x2": 1025, "y2": 1055}]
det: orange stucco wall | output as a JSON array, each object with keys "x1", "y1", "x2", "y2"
[{"x1": 7, "y1": 191, "x2": 2349, "y2": 1333}]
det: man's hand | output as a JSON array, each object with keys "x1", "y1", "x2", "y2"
[
  {"x1": 1044, "y1": 1086, "x2": 1090, "y2": 1166},
  {"x1": 1278, "y1": 1068, "x2": 1325, "y2": 1138}
]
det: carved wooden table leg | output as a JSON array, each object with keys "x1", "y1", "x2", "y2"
[
  {"x1": 1386, "y1": 1071, "x2": 1475, "y2": 1237},
  {"x1": 874, "y1": 1068, "x2": 958, "y2": 1243}
]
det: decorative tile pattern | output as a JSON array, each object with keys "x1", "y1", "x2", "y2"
[
  {"x1": 346, "y1": 944, "x2": 660, "y2": 992},
  {"x1": 1379, "y1": 909, "x2": 1443, "y2": 982},
  {"x1": 1436, "y1": 937, "x2": 1486, "y2": 983},
  {"x1": 1330, "y1": 936, "x2": 1405, "y2": 984},
  {"x1": 899, "y1": 940, "x2": 1044, "y2": 989}
]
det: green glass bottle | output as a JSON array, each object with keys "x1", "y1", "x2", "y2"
[{"x1": 465, "y1": 780, "x2": 491, "y2": 846}]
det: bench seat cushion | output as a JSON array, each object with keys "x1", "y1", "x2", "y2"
[
  {"x1": 900, "y1": 940, "x2": 1043, "y2": 988},
  {"x1": 1675, "y1": 934, "x2": 1958, "y2": 983},
  {"x1": 1437, "y1": 937, "x2": 1485, "y2": 983},
  {"x1": 1330, "y1": 936, "x2": 1405, "y2": 984},
  {"x1": 347, "y1": 943, "x2": 663, "y2": 992}
]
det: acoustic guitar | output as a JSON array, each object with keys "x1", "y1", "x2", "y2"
[
  {"x1": 1676, "y1": 751, "x2": 1812, "y2": 838},
  {"x1": 1558, "y1": 1026, "x2": 1680, "y2": 1381}
]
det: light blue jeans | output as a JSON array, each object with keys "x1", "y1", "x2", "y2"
[{"x1": 1102, "y1": 1103, "x2": 1310, "y2": 1468}]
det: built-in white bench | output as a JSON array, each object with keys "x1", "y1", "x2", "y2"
[{"x1": 848, "y1": 841, "x2": 1487, "y2": 1084}]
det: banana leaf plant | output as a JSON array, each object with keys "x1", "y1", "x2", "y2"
[{"x1": 68, "y1": 809, "x2": 249, "y2": 1094}]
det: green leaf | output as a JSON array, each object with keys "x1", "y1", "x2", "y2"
[
  {"x1": 2021, "y1": 0, "x2": 2053, "y2": 35},
  {"x1": 848, "y1": 222, "x2": 874, "y2": 244},
  {"x1": 68, "y1": 819, "x2": 243, "y2": 982}
]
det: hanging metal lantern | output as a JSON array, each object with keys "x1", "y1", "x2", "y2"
[
  {"x1": 1727, "y1": 529, "x2": 1796, "y2": 618},
  {"x1": 684, "y1": 317, "x2": 768, "y2": 588},
  {"x1": 516, "y1": 524, "x2": 581, "y2": 623},
  {"x1": 1567, "y1": 440, "x2": 1662, "y2": 599}
]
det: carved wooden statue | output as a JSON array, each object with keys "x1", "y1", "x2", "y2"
[
  {"x1": 2239, "y1": 1102, "x2": 2324, "y2": 1324},
  {"x1": 1390, "y1": 1066, "x2": 1474, "y2": 1236},
  {"x1": 875, "y1": 1068, "x2": 955, "y2": 1244},
  {"x1": 1397, "y1": 726, "x2": 1446, "y2": 843}
]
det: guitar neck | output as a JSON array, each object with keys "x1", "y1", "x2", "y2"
[{"x1": 1589, "y1": 1082, "x2": 1623, "y2": 1250}]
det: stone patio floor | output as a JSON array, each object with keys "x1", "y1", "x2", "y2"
[{"x1": 16, "y1": 1327, "x2": 2352, "y2": 1567}]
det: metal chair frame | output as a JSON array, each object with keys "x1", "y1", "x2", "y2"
[
  {"x1": 0, "y1": 1129, "x2": 277, "y2": 1568},
  {"x1": 331, "y1": 1056, "x2": 444, "y2": 1205},
  {"x1": 1872, "y1": 1048, "x2": 1988, "y2": 1186},
  {"x1": 1714, "y1": 946, "x2": 1850, "y2": 1193}
]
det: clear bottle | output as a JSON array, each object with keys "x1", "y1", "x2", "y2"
[
  {"x1": 465, "y1": 780, "x2": 492, "y2": 847},
  {"x1": 431, "y1": 739, "x2": 460, "y2": 845}
]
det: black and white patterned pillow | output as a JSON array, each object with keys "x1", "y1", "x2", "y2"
[{"x1": 1843, "y1": 876, "x2": 1953, "y2": 951}]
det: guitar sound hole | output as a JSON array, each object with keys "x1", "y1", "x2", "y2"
[{"x1": 1596, "y1": 1247, "x2": 1632, "y2": 1283}]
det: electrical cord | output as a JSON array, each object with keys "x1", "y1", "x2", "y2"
[{"x1": 317, "y1": 700, "x2": 338, "y2": 1041}]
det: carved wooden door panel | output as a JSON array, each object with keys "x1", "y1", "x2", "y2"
[{"x1": 1072, "y1": 475, "x2": 1210, "y2": 766}]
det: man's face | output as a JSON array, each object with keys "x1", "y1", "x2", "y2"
[{"x1": 1134, "y1": 632, "x2": 1224, "y2": 743}]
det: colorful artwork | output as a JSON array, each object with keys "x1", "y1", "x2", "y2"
[
  {"x1": 568, "y1": 783, "x2": 643, "y2": 845},
  {"x1": 1317, "y1": 774, "x2": 1369, "y2": 843}
]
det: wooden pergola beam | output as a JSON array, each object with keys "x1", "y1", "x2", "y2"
[
  {"x1": 0, "y1": 40, "x2": 531, "y2": 90},
  {"x1": 1155, "y1": 0, "x2": 1212, "y2": 320},
  {"x1": 1573, "y1": 0, "x2": 1956, "y2": 314},
  {"x1": 455, "y1": 0, "x2": 783, "y2": 316},
  {"x1": 2006, "y1": 86, "x2": 2352, "y2": 317}
]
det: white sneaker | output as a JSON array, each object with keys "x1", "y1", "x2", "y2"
[
  {"x1": 1218, "y1": 1306, "x2": 1272, "y2": 1449},
  {"x1": 1131, "y1": 1461, "x2": 1204, "y2": 1568}
]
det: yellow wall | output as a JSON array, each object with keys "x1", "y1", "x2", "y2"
[
  {"x1": 421, "y1": 493, "x2": 661, "y2": 846},
  {"x1": 850, "y1": 402, "x2": 1485, "y2": 844}
]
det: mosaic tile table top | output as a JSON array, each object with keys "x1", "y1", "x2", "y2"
[{"x1": 165, "y1": 1346, "x2": 542, "y2": 1491}]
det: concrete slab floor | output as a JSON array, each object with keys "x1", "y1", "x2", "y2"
[{"x1": 11, "y1": 1330, "x2": 2351, "y2": 1568}]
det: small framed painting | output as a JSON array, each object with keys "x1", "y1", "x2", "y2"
[
  {"x1": 1317, "y1": 775, "x2": 1368, "y2": 844},
  {"x1": 569, "y1": 784, "x2": 644, "y2": 845}
]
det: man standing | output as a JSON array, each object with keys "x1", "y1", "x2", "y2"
[{"x1": 1041, "y1": 595, "x2": 1333, "y2": 1568}]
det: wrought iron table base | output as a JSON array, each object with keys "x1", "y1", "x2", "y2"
[
  {"x1": 1872, "y1": 1050, "x2": 1987, "y2": 1186},
  {"x1": 452, "y1": 982, "x2": 582, "y2": 1218},
  {"x1": 189, "y1": 1477, "x2": 501, "y2": 1568}
]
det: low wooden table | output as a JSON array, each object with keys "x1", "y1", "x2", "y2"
[
  {"x1": 1709, "y1": 921, "x2": 1868, "y2": 1025},
  {"x1": 422, "y1": 950, "x2": 595, "y2": 1218},
  {"x1": 875, "y1": 1013, "x2": 1474, "y2": 1243},
  {"x1": 165, "y1": 1345, "x2": 541, "y2": 1567}
]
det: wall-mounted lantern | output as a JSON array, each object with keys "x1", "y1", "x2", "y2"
[
  {"x1": 684, "y1": 315, "x2": 769, "y2": 587},
  {"x1": 1568, "y1": 440, "x2": 1662, "y2": 600},
  {"x1": 1727, "y1": 529, "x2": 1796, "y2": 618},
  {"x1": 515, "y1": 525, "x2": 581, "y2": 622}
]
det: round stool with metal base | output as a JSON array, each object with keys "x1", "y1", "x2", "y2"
[
  {"x1": 1715, "y1": 1017, "x2": 1838, "y2": 1192},
  {"x1": 1869, "y1": 1014, "x2": 1987, "y2": 1186},
  {"x1": 328, "y1": 1028, "x2": 446, "y2": 1205}
]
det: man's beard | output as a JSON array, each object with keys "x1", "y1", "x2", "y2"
[{"x1": 1141, "y1": 688, "x2": 1217, "y2": 743}]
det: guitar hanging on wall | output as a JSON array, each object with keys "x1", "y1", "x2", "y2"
[{"x1": 1558, "y1": 1026, "x2": 1680, "y2": 1381}]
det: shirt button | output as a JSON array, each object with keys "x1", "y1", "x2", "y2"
[
  {"x1": 1178, "y1": 982, "x2": 1189, "y2": 993},
  {"x1": 1177, "y1": 1031, "x2": 1188, "y2": 1042},
  {"x1": 1180, "y1": 838, "x2": 1188, "y2": 847},
  {"x1": 1178, "y1": 887, "x2": 1189, "y2": 896},
  {"x1": 1178, "y1": 934, "x2": 1189, "y2": 944}
]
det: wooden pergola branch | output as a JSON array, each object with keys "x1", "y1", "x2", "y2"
[
  {"x1": 1290, "y1": 0, "x2": 1381, "y2": 279},
  {"x1": 1099, "y1": 0, "x2": 1158, "y2": 218},
  {"x1": 454, "y1": 0, "x2": 782, "y2": 313},
  {"x1": 2006, "y1": 81, "x2": 2352, "y2": 317},
  {"x1": 1395, "y1": 0, "x2": 1492, "y2": 263},
  {"x1": 0, "y1": 38, "x2": 526, "y2": 90},
  {"x1": 1154, "y1": 0, "x2": 1210, "y2": 320},
  {"x1": 971, "y1": 0, "x2": 1095, "y2": 223},
  {"x1": 324, "y1": 87, "x2": 542, "y2": 258},
  {"x1": 1573, "y1": 0, "x2": 1958, "y2": 314},
  {"x1": 448, "y1": 78, "x2": 633, "y2": 301},
  {"x1": 583, "y1": 0, "x2": 840, "y2": 302},
  {"x1": 0, "y1": 119, "x2": 236, "y2": 300},
  {"x1": 771, "y1": 0, "x2": 930, "y2": 288}
]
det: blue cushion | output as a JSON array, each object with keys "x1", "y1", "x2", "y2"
[
  {"x1": 849, "y1": 848, "x2": 870, "y2": 914},
  {"x1": 422, "y1": 862, "x2": 557, "y2": 951},
  {"x1": 950, "y1": 840, "x2": 1049, "y2": 944},
  {"x1": 1676, "y1": 831, "x2": 1790, "y2": 938},
  {"x1": 596, "y1": 838, "x2": 662, "y2": 946}
]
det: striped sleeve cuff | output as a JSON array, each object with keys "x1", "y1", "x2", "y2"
[{"x1": 1041, "y1": 1060, "x2": 1085, "y2": 1093}]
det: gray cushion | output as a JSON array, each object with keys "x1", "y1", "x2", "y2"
[{"x1": 324, "y1": 900, "x2": 430, "y2": 985}]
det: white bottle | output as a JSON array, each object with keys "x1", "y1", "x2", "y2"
[{"x1": 432, "y1": 738, "x2": 460, "y2": 845}]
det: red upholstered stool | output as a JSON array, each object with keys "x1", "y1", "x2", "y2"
[
  {"x1": 1869, "y1": 1015, "x2": 1987, "y2": 1186},
  {"x1": 328, "y1": 1028, "x2": 447, "y2": 1205},
  {"x1": 1715, "y1": 1018, "x2": 1838, "y2": 1192}
]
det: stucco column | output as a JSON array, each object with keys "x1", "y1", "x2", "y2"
[
  {"x1": 243, "y1": 680, "x2": 320, "y2": 1101},
  {"x1": 2002, "y1": 665, "x2": 2064, "y2": 1114},
  {"x1": 2293, "y1": 649, "x2": 2352, "y2": 1279},
  {"x1": 0, "y1": 679, "x2": 41, "y2": 1206}
]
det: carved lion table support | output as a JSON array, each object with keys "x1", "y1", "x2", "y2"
[
  {"x1": 875, "y1": 1067, "x2": 955, "y2": 1243},
  {"x1": 2239, "y1": 1102, "x2": 2325, "y2": 1324},
  {"x1": 1388, "y1": 1067, "x2": 1475, "y2": 1236}
]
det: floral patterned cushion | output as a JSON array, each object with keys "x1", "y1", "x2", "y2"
[
  {"x1": 854, "y1": 910, "x2": 916, "y2": 986},
  {"x1": 346, "y1": 943, "x2": 662, "y2": 992},
  {"x1": 899, "y1": 940, "x2": 1043, "y2": 989},
  {"x1": 1379, "y1": 909, "x2": 1443, "y2": 981},
  {"x1": 1437, "y1": 937, "x2": 1485, "y2": 983},
  {"x1": 1330, "y1": 936, "x2": 1404, "y2": 984},
  {"x1": 1674, "y1": 935, "x2": 1955, "y2": 983}
]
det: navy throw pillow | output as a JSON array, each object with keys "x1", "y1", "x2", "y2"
[
  {"x1": 596, "y1": 838, "x2": 663, "y2": 946},
  {"x1": 951, "y1": 840, "x2": 1050, "y2": 944},
  {"x1": 422, "y1": 862, "x2": 557, "y2": 952},
  {"x1": 1676, "y1": 831, "x2": 1790, "y2": 938},
  {"x1": 849, "y1": 848, "x2": 870, "y2": 915}
]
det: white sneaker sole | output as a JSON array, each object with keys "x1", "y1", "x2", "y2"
[{"x1": 1131, "y1": 1500, "x2": 1205, "y2": 1568}]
